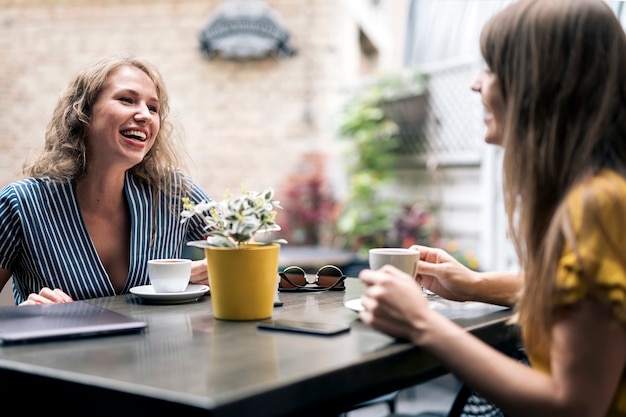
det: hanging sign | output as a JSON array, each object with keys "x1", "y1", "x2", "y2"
[{"x1": 199, "y1": 0, "x2": 296, "y2": 60}]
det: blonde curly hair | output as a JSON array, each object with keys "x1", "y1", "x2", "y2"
[{"x1": 22, "y1": 55, "x2": 186, "y2": 195}]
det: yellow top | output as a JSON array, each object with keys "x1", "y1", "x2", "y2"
[{"x1": 526, "y1": 169, "x2": 626, "y2": 416}]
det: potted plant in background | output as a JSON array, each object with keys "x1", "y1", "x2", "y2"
[
  {"x1": 378, "y1": 70, "x2": 429, "y2": 156},
  {"x1": 335, "y1": 69, "x2": 430, "y2": 257},
  {"x1": 182, "y1": 186, "x2": 287, "y2": 321},
  {"x1": 276, "y1": 151, "x2": 339, "y2": 247},
  {"x1": 335, "y1": 76, "x2": 403, "y2": 256}
]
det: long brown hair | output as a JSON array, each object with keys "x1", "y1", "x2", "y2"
[
  {"x1": 22, "y1": 55, "x2": 186, "y2": 196},
  {"x1": 480, "y1": 0, "x2": 626, "y2": 350}
]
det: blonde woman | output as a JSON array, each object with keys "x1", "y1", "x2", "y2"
[{"x1": 0, "y1": 56, "x2": 211, "y2": 305}]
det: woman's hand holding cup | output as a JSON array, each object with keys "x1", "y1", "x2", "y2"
[{"x1": 368, "y1": 247, "x2": 435, "y2": 297}]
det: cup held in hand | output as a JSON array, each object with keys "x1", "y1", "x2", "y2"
[
  {"x1": 148, "y1": 259, "x2": 192, "y2": 293},
  {"x1": 368, "y1": 248, "x2": 420, "y2": 277}
]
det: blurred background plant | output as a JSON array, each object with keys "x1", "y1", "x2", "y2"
[
  {"x1": 335, "y1": 71, "x2": 430, "y2": 256},
  {"x1": 276, "y1": 152, "x2": 339, "y2": 247},
  {"x1": 445, "y1": 240, "x2": 480, "y2": 271},
  {"x1": 377, "y1": 70, "x2": 429, "y2": 101},
  {"x1": 273, "y1": 69, "x2": 479, "y2": 273},
  {"x1": 335, "y1": 83, "x2": 399, "y2": 254},
  {"x1": 388, "y1": 203, "x2": 440, "y2": 248}
]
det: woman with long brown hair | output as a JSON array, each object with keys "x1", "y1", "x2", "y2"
[{"x1": 359, "y1": 1, "x2": 626, "y2": 415}]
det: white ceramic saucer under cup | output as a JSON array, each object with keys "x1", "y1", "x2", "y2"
[
  {"x1": 344, "y1": 298, "x2": 365, "y2": 312},
  {"x1": 130, "y1": 284, "x2": 209, "y2": 304}
]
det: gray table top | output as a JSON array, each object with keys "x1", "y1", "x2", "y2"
[{"x1": 0, "y1": 279, "x2": 516, "y2": 416}]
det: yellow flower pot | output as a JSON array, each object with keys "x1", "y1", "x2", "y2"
[{"x1": 203, "y1": 243, "x2": 280, "y2": 321}]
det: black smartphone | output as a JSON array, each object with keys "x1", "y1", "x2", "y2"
[{"x1": 257, "y1": 319, "x2": 350, "y2": 336}]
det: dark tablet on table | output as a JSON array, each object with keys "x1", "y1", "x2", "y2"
[{"x1": 0, "y1": 300, "x2": 147, "y2": 345}]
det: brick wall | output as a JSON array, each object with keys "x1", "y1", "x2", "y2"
[{"x1": 0, "y1": 0, "x2": 360, "y2": 197}]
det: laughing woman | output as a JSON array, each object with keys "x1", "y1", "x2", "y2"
[{"x1": 0, "y1": 56, "x2": 212, "y2": 305}]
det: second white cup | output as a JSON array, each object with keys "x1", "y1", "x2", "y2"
[
  {"x1": 368, "y1": 248, "x2": 420, "y2": 278},
  {"x1": 147, "y1": 259, "x2": 192, "y2": 293}
]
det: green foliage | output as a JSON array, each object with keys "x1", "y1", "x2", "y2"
[
  {"x1": 336, "y1": 82, "x2": 402, "y2": 254},
  {"x1": 336, "y1": 71, "x2": 429, "y2": 255},
  {"x1": 181, "y1": 186, "x2": 287, "y2": 249},
  {"x1": 339, "y1": 85, "x2": 400, "y2": 175},
  {"x1": 376, "y1": 71, "x2": 428, "y2": 100}
]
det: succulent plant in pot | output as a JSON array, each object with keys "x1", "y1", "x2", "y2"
[
  {"x1": 181, "y1": 186, "x2": 287, "y2": 249},
  {"x1": 181, "y1": 185, "x2": 287, "y2": 321}
]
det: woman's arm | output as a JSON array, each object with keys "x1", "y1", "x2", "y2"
[
  {"x1": 359, "y1": 266, "x2": 625, "y2": 417},
  {"x1": 0, "y1": 268, "x2": 12, "y2": 297},
  {"x1": 422, "y1": 299, "x2": 623, "y2": 417},
  {"x1": 411, "y1": 244, "x2": 522, "y2": 306},
  {"x1": 2, "y1": 266, "x2": 75, "y2": 305},
  {"x1": 19, "y1": 287, "x2": 74, "y2": 305}
]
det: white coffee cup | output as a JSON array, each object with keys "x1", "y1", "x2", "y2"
[
  {"x1": 147, "y1": 259, "x2": 192, "y2": 293},
  {"x1": 368, "y1": 248, "x2": 420, "y2": 278}
]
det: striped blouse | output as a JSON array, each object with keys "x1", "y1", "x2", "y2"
[{"x1": 0, "y1": 172, "x2": 212, "y2": 304}]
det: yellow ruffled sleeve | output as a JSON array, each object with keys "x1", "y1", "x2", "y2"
[{"x1": 555, "y1": 170, "x2": 626, "y2": 325}]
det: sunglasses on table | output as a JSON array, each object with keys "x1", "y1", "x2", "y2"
[{"x1": 279, "y1": 265, "x2": 346, "y2": 292}]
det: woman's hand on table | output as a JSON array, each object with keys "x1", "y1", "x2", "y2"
[
  {"x1": 190, "y1": 259, "x2": 209, "y2": 285},
  {"x1": 19, "y1": 287, "x2": 74, "y2": 305}
]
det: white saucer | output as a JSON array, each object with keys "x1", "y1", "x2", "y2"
[
  {"x1": 344, "y1": 298, "x2": 364, "y2": 312},
  {"x1": 130, "y1": 284, "x2": 210, "y2": 304}
]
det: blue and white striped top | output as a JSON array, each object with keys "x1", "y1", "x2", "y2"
[{"x1": 0, "y1": 172, "x2": 212, "y2": 304}]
